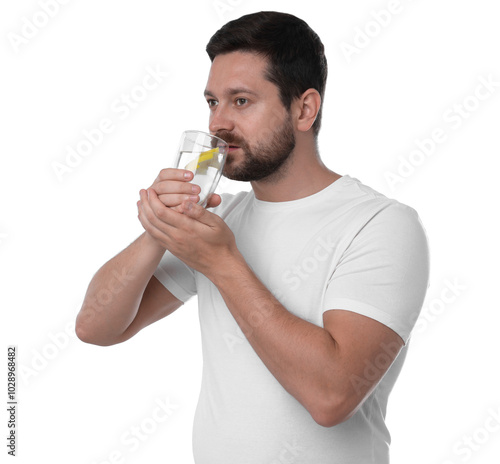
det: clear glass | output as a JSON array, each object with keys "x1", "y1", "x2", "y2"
[{"x1": 173, "y1": 130, "x2": 228, "y2": 207}]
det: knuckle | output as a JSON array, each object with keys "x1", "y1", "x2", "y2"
[
  {"x1": 157, "y1": 193, "x2": 170, "y2": 206},
  {"x1": 158, "y1": 169, "x2": 173, "y2": 182},
  {"x1": 159, "y1": 168, "x2": 183, "y2": 180},
  {"x1": 155, "y1": 206, "x2": 165, "y2": 218}
]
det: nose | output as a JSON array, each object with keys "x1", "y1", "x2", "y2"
[{"x1": 209, "y1": 104, "x2": 235, "y2": 135}]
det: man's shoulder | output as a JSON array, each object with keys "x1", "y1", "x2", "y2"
[{"x1": 326, "y1": 175, "x2": 424, "y2": 237}]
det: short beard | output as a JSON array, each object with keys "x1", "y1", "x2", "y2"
[{"x1": 216, "y1": 114, "x2": 296, "y2": 182}]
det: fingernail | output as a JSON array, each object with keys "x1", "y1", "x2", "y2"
[
  {"x1": 189, "y1": 195, "x2": 199, "y2": 202},
  {"x1": 184, "y1": 172, "x2": 192, "y2": 179},
  {"x1": 186, "y1": 202, "x2": 193, "y2": 211}
]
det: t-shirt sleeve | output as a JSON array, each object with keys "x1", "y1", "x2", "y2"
[
  {"x1": 153, "y1": 251, "x2": 197, "y2": 303},
  {"x1": 323, "y1": 203, "x2": 430, "y2": 344}
]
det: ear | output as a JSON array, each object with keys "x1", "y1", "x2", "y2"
[{"x1": 294, "y1": 89, "x2": 321, "y2": 133}]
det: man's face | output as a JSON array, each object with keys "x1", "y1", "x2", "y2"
[{"x1": 204, "y1": 51, "x2": 296, "y2": 182}]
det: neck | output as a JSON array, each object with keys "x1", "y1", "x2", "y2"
[{"x1": 250, "y1": 136, "x2": 341, "y2": 202}]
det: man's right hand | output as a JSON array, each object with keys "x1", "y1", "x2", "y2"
[{"x1": 147, "y1": 168, "x2": 222, "y2": 211}]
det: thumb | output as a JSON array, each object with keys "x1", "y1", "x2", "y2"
[
  {"x1": 207, "y1": 193, "x2": 222, "y2": 209},
  {"x1": 180, "y1": 200, "x2": 213, "y2": 224}
]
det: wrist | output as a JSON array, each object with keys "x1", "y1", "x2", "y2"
[
  {"x1": 140, "y1": 231, "x2": 168, "y2": 256},
  {"x1": 207, "y1": 248, "x2": 251, "y2": 289}
]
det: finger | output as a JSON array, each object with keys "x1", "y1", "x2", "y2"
[
  {"x1": 159, "y1": 168, "x2": 194, "y2": 181},
  {"x1": 151, "y1": 169, "x2": 201, "y2": 207},
  {"x1": 157, "y1": 191, "x2": 200, "y2": 208},
  {"x1": 149, "y1": 168, "x2": 200, "y2": 207},
  {"x1": 153, "y1": 180, "x2": 201, "y2": 196},
  {"x1": 138, "y1": 189, "x2": 192, "y2": 251},
  {"x1": 147, "y1": 188, "x2": 193, "y2": 230},
  {"x1": 138, "y1": 189, "x2": 177, "y2": 235},
  {"x1": 137, "y1": 190, "x2": 161, "y2": 235},
  {"x1": 153, "y1": 168, "x2": 194, "y2": 185},
  {"x1": 179, "y1": 200, "x2": 215, "y2": 226},
  {"x1": 206, "y1": 194, "x2": 222, "y2": 209}
]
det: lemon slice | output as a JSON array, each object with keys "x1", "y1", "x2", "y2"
[{"x1": 184, "y1": 147, "x2": 220, "y2": 172}]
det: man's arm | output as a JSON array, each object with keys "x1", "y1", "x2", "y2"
[
  {"x1": 209, "y1": 255, "x2": 403, "y2": 428},
  {"x1": 76, "y1": 232, "x2": 183, "y2": 346},
  {"x1": 76, "y1": 168, "x2": 217, "y2": 346}
]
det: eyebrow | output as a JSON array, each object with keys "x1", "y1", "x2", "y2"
[{"x1": 204, "y1": 87, "x2": 259, "y2": 98}]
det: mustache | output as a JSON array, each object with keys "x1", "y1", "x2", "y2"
[{"x1": 215, "y1": 130, "x2": 245, "y2": 147}]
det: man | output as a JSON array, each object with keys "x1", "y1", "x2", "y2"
[{"x1": 76, "y1": 11, "x2": 430, "y2": 463}]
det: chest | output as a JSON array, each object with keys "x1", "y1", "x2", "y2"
[{"x1": 226, "y1": 210, "x2": 350, "y2": 324}]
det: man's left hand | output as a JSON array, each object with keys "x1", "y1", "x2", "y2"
[{"x1": 138, "y1": 188, "x2": 240, "y2": 278}]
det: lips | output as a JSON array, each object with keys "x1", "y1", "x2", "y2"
[{"x1": 216, "y1": 131, "x2": 243, "y2": 150}]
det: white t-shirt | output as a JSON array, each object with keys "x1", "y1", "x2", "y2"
[{"x1": 154, "y1": 174, "x2": 430, "y2": 463}]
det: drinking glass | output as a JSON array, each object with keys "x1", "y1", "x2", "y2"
[{"x1": 173, "y1": 130, "x2": 228, "y2": 207}]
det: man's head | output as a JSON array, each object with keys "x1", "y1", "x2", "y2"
[
  {"x1": 204, "y1": 52, "x2": 297, "y2": 182},
  {"x1": 206, "y1": 11, "x2": 328, "y2": 137}
]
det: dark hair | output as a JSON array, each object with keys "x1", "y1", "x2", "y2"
[{"x1": 206, "y1": 11, "x2": 327, "y2": 136}]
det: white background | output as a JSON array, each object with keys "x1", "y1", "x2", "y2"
[{"x1": 1, "y1": 0, "x2": 499, "y2": 463}]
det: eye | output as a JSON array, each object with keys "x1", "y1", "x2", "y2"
[
  {"x1": 207, "y1": 99, "x2": 218, "y2": 108},
  {"x1": 235, "y1": 98, "x2": 248, "y2": 106}
]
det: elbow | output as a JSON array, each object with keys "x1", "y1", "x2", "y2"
[
  {"x1": 310, "y1": 409, "x2": 347, "y2": 429},
  {"x1": 75, "y1": 315, "x2": 118, "y2": 347},
  {"x1": 76, "y1": 325, "x2": 117, "y2": 346},
  {"x1": 75, "y1": 312, "x2": 97, "y2": 345},
  {"x1": 75, "y1": 322, "x2": 101, "y2": 346},
  {"x1": 75, "y1": 307, "x2": 97, "y2": 345},
  {"x1": 75, "y1": 314, "x2": 90, "y2": 343},
  {"x1": 309, "y1": 394, "x2": 357, "y2": 428},
  {"x1": 75, "y1": 324, "x2": 92, "y2": 345}
]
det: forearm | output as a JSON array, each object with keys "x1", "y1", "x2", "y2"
[
  {"x1": 209, "y1": 254, "x2": 344, "y2": 425},
  {"x1": 76, "y1": 232, "x2": 166, "y2": 345}
]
